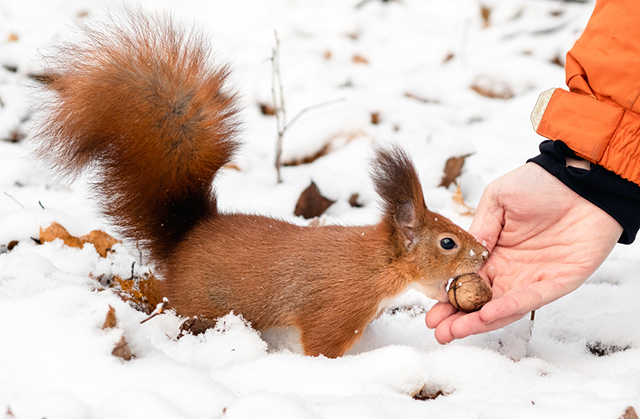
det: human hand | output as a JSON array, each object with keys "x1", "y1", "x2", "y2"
[{"x1": 426, "y1": 163, "x2": 623, "y2": 344}]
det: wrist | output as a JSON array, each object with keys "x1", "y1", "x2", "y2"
[
  {"x1": 528, "y1": 140, "x2": 640, "y2": 244},
  {"x1": 565, "y1": 157, "x2": 590, "y2": 170}
]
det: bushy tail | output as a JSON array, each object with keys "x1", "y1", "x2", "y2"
[{"x1": 33, "y1": 11, "x2": 240, "y2": 264}]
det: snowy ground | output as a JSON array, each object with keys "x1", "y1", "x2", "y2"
[{"x1": 1, "y1": 0, "x2": 639, "y2": 418}]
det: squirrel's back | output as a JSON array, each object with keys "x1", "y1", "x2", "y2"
[{"x1": 34, "y1": 11, "x2": 239, "y2": 265}]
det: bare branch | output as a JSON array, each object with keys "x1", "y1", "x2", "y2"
[
  {"x1": 284, "y1": 97, "x2": 346, "y2": 133},
  {"x1": 270, "y1": 32, "x2": 345, "y2": 183}
]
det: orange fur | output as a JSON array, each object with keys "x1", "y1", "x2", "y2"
[{"x1": 34, "y1": 12, "x2": 488, "y2": 358}]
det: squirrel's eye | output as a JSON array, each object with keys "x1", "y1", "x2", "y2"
[{"x1": 440, "y1": 237, "x2": 456, "y2": 250}]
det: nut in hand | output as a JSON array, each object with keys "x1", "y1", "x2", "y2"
[{"x1": 448, "y1": 273, "x2": 492, "y2": 312}]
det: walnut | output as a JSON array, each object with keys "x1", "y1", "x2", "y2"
[{"x1": 448, "y1": 273, "x2": 492, "y2": 312}]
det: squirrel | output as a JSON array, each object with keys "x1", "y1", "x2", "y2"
[{"x1": 33, "y1": 11, "x2": 489, "y2": 358}]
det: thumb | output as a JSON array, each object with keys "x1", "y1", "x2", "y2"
[{"x1": 468, "y1": 187, "x2": 504, "y2": 253}]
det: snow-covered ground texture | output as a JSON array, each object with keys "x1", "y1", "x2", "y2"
[{"x1": 1, "y1": 0, "x2": 639, "y2": 418}]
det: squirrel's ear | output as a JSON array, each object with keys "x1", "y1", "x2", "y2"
[{"x1": 396, "y1": 201, "x2": 418, "y2": 251}]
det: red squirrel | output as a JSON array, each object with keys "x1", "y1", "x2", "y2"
[{"x1": 33, "y1": 12, "x2": 488, "y2": 358}]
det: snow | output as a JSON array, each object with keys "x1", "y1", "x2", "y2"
[{"x1": 1, "y1": 0, "x2": 639, "y2": 418}]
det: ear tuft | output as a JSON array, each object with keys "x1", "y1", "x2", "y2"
[
  {"x1": 371, "y1": 146, "x2": 426, "y2": 251},
  {"x1": 372, "y1": 146, "x2": 426, "y2": 214}
]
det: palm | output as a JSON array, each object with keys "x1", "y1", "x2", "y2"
[{"x1": 426, "y1": 163, "x2": 622, "y2": 344}]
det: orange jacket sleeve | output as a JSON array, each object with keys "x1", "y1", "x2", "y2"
[{"x1": 531, "y1": 0, "x2": 640, "y2": 185}]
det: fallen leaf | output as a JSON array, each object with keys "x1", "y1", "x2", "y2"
[
  {"x1": 283, "y1": 142, "x2": 331, "y2": 166},
  {"x1": 370, "y1": 112, "x2": 381, "y2": 125},
  {"x1": 111, "y1": 335, "x2": 133, "y2": 361},
  {"x1": 283, "y1": 130, "x2": 365, "y2": 167},
  {"x1": 259, "y1": 103, "x2": 276, "y2": 116},
  {"x1": 452, "y1": 184, "x2": 476, "y2": 217},
  {"x1": 80, "y1": 230, "x2": 119, "y2": 257},
  {"x1": 178, "y1": 317, "x2": 219, "y2": 337},
  {"x1": 349, "y1": 194, "x2": 363, "y2": 208},
  {"x1": 39, "y1": 222, "x2": 119, "y2": 257},
  {"x1": 113, "y1": 272, "x2": 164, "y2": 314},
  {"x1": 471, "y1": 76, "x2": 514, "y2": 100},
  {"x1": 294, "y1": 182, "x2": 335, "y2": 219},
  {"x1": 550, "y1": 54, "x2": 564, "y2": 67},
  {"x1": 40, "y1": 222, "x2": 84, "y2": 249},
  {"x1": 586, "y1": 341, "x2": 632, "y2": 357},
  {"x1": 7, "y1": 240, "x2": 18, "y2": 251},
  {"x1": 480, "y1": 5, "x2": 491, "y2": 28},
  {"x1": 352, "y1": 54, "x2": 369, "y2": 64},
  {"x1": 439, "y1": 154, "x2": 471, "y2": 188},
  {"x1": 412, "y1": 386, "x2": 450, "y2": 401},
  {"x1": 102, "y1": 305, "x2": 117, "y2": 330}
]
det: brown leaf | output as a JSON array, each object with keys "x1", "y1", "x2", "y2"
[
  {"x1": 550, "y1": 54, "x2": 564, "y2": 67},
  {"x1": 7, "y1": 33, "x2": 18, "y2": 42},
  {"x1": 452, "y1": 184, "x2": 476, "y2": 217},
  {"x1": 471, "y1": 80, "x2": 514, "y2": 100},
  {"x1": 40, "y1": 222, "x2": 84, "y2": 249},
  {"x1": 621, "y1": 407, "x2": 639, "y2": 419},
  {"x1": 80, "y1": 230, "x2": 119, "y2": 257},
  {"x1": 294, "y1": 182, "x2": 335, "y2": 219},
  {"x1": 370, "y1": 112, "x2": 381, "y2": 125},
  {"x1": 349, "y1": 194, "x2": 363, "y2": 208},
  {"x1": 586, "y1": 341, "x2": 631, "y2": 357},
  {"x1": 7, "y1": 240, "x2": 18, "y2": 251},
  {"x1": 5, "y1": 130, "x2": 25, "y2": 143},
  {"x1": 113, "y1": 272, "x2": 164, "y2": 314},
  {"x1": 412, "y1": 386, "x2": 450, "y2": 401},
  {"x1": 480, "y1": 5, "x2": 491, "y2": 28},
  {"x1": 259, "y1": 103, "x2": 276, "y2": 116},
  {"x1": 439, "y1": 154, "x2": 471, "y2": 188},
  {"x1": 40, "y1": 222, "x2": 119, "y2": 257},
  {"x1": 284, "y1": 130, "x2": 365, "y2": 167},
  {"x1": 352, "y1": 54, "x2": 369, "y2": 64},
  {"x1": 283, "y1": 143, "x2": 331, "y2": 167},
  {"x1": 102, "y1": 305, "x2": 117, "y2": 330},
  {"x1": 111, "y1": 335, "x2": 133, "y2": 361},
  {"x1": 178, "y1": 317, "x2": 219, "y2": 337},
  {"x1": 323, "y1": 50, "x2": 332, "y2": 60}
]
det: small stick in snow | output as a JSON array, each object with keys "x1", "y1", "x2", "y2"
[
  {"x1": 140, "y1": 298, "x2": 169, "y2": 324},
  {"x1": 3, "y1": 191, "x2": 25, "y2": 209},
  {"x1": 270, "y1": 31, "x2": 345, "y2": 183}
]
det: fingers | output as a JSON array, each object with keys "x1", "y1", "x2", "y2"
[
  {"x1": 425, "y1": 301, "x2": 457, "y2": 329},
  {"x1": 427, "y1": 303, "x2": 528, "y2": 344},
  {"x1": 468, "y1": 186, "x2": 505, "y2": 253},
  {"x1": 432, "y1": 311, "x2": 466, "y2": 344},
  {"x1": 448, "y1": 311, "x2": 528, "y2": 340},
  {"x1": 480, "y1": 279, "x2": 567, "y2": 323},
  {"x1": 426, "y1": 280, "x2": 566, "y2": 344}
]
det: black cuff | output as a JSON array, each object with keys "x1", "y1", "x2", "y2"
[{"x1": 528, "y1": 140, "x2": 640, "y2": 244}]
